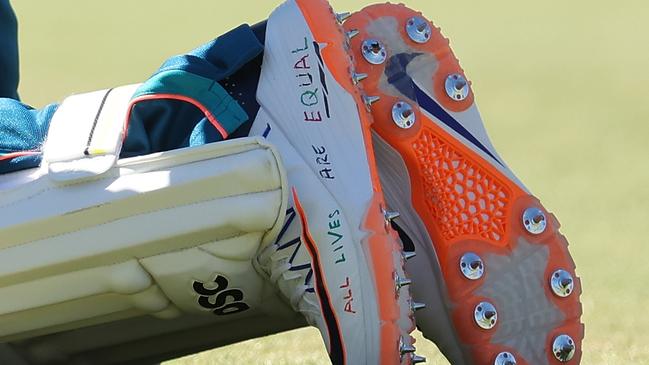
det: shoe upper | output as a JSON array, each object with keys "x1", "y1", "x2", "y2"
[{"x1": 252, "y1": 1, "x2": 417, "y2": 364}]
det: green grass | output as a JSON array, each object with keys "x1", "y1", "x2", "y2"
[{"x1": 12, "y1": 0, "x2": 649, "y2": 363}]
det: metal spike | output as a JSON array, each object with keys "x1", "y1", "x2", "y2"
[
  {"x1": 522, "y1": 207, "x2": 547, "y2": 235},
  {"x1": 363, "y1": 95, "x2": 380, "y2": 109},
  {"x1": 361, "y1": 39, "x2": 387, "y2": 64},
  {"x1": 352, "y1": 72, "x2": 368, "y2": 84},
  {"x1": 336, "y1": 12, "x2": 352, "y2": 24},
  {"x1": 391, "y1": 101, "x2": 416, "y2": 129},
  {"x1": 550, "y1": 269, "x2": 575, "y2": 298},
  {"x1": 552, "y1": 334, "x2": 576, "y2": 362},
  {"x1": 411, "y1": 301, "x2": 426, "y2": 312},
  {"x1": 460, "y1": 252, "x2": 484, "y2": 280},
  {"x1": 495, "y1": 352, "x2": 517, "y2": 365},
  {"x1": 385, "y1": 210, "x2": 400, "y2": 221},
  {"x1": 403, "y1": 251, "x2": 416, "y2": 261},
  {"x1": 411, "y1": 354, "x2": 427, "y2": 364},
  {"x1": 400, "y1": 343, "x2": 416, "y2": 355},
  {"x1": 406, "y1": 16, "x2": 432, "y2": 44},
  {"x1": 346, "y1": 29, "x2": 360, "y2": 40},
  {"x1": 474, "y1": 301, "x2": 498, "y2": 330},
  {"x1": 395, "y1": 276, "x2": 412, "y2": 290},
  {"x1": 445, "y1": 73, "x2": 470, "y2": 101}
]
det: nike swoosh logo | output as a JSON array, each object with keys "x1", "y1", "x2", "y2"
[
  {"x1": 384, "y1": 52, "x2": 502, "y2": 166},
  {"x1": 413, "y1": 81, "x2": 502, "y2": 165}
]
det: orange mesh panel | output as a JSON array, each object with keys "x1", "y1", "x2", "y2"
[{"x1": 413, "y1": 126, "x2": 511, "y2": 243}]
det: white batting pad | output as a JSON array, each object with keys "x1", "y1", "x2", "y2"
[{"x1": 0, "y1": 137, "x2": 287, "y2": 341}]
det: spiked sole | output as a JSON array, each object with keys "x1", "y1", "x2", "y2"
[{"x1": 344, "y1": 4, "x2": 583, "y2": 365}]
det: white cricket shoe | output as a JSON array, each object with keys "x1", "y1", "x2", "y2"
[{"x1": 250, "y1": 0, "x2": 420, "y2": 364}]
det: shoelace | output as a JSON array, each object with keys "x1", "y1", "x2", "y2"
[{"x1": 259, "y1": 208, "x2": 317, "y2": 312}]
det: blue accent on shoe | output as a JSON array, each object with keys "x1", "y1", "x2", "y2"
[
  {"x1": 384, "y1": 52, "x2": 502, "y2": 165},
  {"x1": 413, "y1": 82, "x2": 501, "y2": 164},
  {"x1": 289, "y1": 263, "x2": 312, "y2": 272},
  {"x1": 262, "y1": 123, "x2": 271, "y2": 138},
  {"x1": 385, "y1": 53, "x2": 421, "y2": 101},
  {"x1": 274, "y1": 207, "x2": 314, "y2": 289}
]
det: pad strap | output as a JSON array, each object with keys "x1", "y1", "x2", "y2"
[{"x1": 43, "y1": 84, "x2": 141, "y2": 182}]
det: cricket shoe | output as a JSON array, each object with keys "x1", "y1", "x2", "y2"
[
  {"x1": 250, "y1": 0, "x2": 421, "y2": 363},
  {"x1": 343, "y1": 4, "x2": 584, "y2": 365}
]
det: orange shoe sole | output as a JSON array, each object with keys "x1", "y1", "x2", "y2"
[{"x1": 344, "y1": 4, "x2": 583, "y2": 365}]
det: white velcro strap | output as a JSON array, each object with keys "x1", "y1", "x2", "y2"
[{"x1": 43, "y1": 84, "x2": 141, "y2": 182}]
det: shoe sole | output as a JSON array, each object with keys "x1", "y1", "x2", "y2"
[{"x1": 344, "y1": 4, "x2": 583, "y2": 365}]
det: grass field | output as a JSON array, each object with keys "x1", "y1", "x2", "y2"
[{"x1": 11, "y1": 0, "x2": 649, "y2": 363}]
